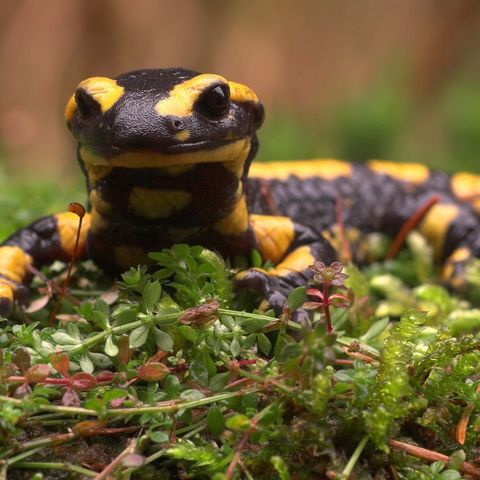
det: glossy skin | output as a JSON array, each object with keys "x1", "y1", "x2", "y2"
[{"x1": 1, "y1": 67, "x2": 480, "y2": 318}]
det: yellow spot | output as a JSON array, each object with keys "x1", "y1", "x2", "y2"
[
  {"x1": 114, "y1": 245, "x2": 149, "y2": 270},
  {"x1": 86, "y1": 164, "x2": 113, "y2": 185},
  {"x1": 250, "y1": 159, "x2": 353, "y2": 180},
  {"x1": 451, "y1": 172, "x2": 480, "y2": 213},
  {"x1": 155, "y1": 74, "x2": 227, "y2": 117},
  {"x1": 66, "y1": 77, "x2": 124, "y2": 121},
  {"x1": 174, "y1": 130, "x2": 190, "y2": 142},
  {"x1": 441, "y1": 247, "x2": 472, "y2": 283},
  {"x1": 215, "y1": 196, "x2": 249, "y2": 236},
  {"x1": 80, "y1": 148, "x2": 110, "y2": 166},
  {"x1": 449, "y1": 246, "x2": 471, "y2": 263},
  {"x1": 90, "y1": 208, "x2": 109, "y2": 234},
  {"x1": 79, "y1": 139, "x2": 251, "y2": 169},
  {"x1": 0, "y1": 246, "x2": 32, "y2": 283},
  {"x1": 368, "y1": 160, "x2": 430, "y2": 184},
  {"x1": 89, "y1": 190, "x2": 112, "y2": 216},
  {"x1": 0, "y1": 281, "x2": 14, "y2": 303},
  {"x1": 129, "y1": 188, "x2": 191, "y2": 219},
  {"x1": 250, "y1": 214, "x2": 295, "y2": 263},
  {"x1": 419, "y1": 203, "x2": 459, "y2": 259},
  {"x1": 223, "y1": 157, "x2": 246, "y2": 178},
  {"x1": 65, "y1": 95, "x2": 77, "y2": 123},
  {"x1": 228, "y1": 81, "x2": 259, "y2": 104},
  {"x1": 55, "y1": 212, "x2": 91, "y2": 257},
  {"x1": 268, "y1": 246, "x2": 315, "y2": 277}
]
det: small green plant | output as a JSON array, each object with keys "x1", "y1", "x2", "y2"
[{"x1": 2, "y1": 240, "x2": 480, "y2": 478}]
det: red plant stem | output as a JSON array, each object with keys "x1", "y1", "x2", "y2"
[
  {"x1": 386, "y1": 195, "x2": 440, "y2": 260},
  {"x1": 26, "y1": 264, "x2": 81, "y2": 306},
  {"x1": 94, "y1": 438, "x2": 137, "y2": 480},
  {"x1": 225, "y1": 418, "x2": 259, "y2": 480},
  {"x1": 6, "y1": 376, "x2": 72, "y2": 386},
  {"x1": 323, "y1": 283, "x2": 333, "y2": 333},
  {"x1": 388, "y1": 439, "x2": 480, "y2": 477},
  {"x1": 49, "y1": 209, "x2": 84, "y2": 325},
  {"x1": 6, "y1": 374, "x2": 115, "y2": 387}
]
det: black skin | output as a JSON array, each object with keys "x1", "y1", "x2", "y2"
[{"x1": 2, "y1": 67, "x2": 480, "y2": 321}]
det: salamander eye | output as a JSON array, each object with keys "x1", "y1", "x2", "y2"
[
  {"x1": 75, "y1": 88, "x2": 101, "y2": 118},
  {"x1": 194, "y1": 84, "x2": 230, "y2": 120}
]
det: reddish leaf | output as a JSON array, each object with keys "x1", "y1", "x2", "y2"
[
  {"x1": 56, "y1": 314, "x2": 82, "y2": 324},
  {"x1": 95, "y1": 370, "x2": 115, "y2": 382},
  {"x1": 178, "y1": 299, "x2": 220, "y2": 327},
  {"x1": 50, "y1": 352, "x2": 70, "y2": 377},
  {"x1": 71, "y1": 372, "x2": 97, "y2": 390},
  {"x1": 72, "y1": 420, "x2": 107, "y2": 437},
  {"x1": 100, "y1": 287, "x2": 119, "y2": 305},
  {"x1": 13, "y1": 382, "x2": 32, "y2": 399},
  {"x1": 25, "y1": 295, "x2": 51, "y2": 313},
  {"x1": 25, "y1": 364, "x2": 51, "y2": 383},
  {"x1": 137, "y1": 362, "x2": 170, "y2": 382},
  {"x1": 121, "y1": 454, "x2": 145, "y2": 467},
  {"x1": 117, "y1": 334, "x2": 131, "y2": 365},
  {"x1": 306, "y1": 288, "x2": 324, "y2": 301},
  {"x1": 62, "y1": 387, "x2": 80, "y2": 406},
  {"x1": 110, "y1": 396, "x2": 126, "y2": 408},
  {"x1": 12, "y1": 348, "x2": 31, "y2": 374}
]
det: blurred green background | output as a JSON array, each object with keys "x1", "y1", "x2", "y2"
[{"x1": 0, "y1": 0, "x2": 479, "y2": 238}]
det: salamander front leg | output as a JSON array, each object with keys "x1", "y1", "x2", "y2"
[
  {"x1": 236, "y1": 215, "x2": 336, "y2": 325},
  {"x1": 0, "y1": 212, "x2": 91, "y2": 316}
]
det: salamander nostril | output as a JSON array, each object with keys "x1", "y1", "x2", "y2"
[{"x1": 171, "y1": 119, "x2": 183, "y2": 130}]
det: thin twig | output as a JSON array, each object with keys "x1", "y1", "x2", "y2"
[
  {"x1": 386, "y1": 195, "x2": 440, "y2": 260},
  {"x1": 388, "y1": 438, "x2": 480, "y2": 477},
  {"x1": 94, "y1": 437, "x2": 138, "y2": 480}
]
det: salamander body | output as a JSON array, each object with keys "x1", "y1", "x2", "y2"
[{"x1": 1, "y1": 68, "x2": 479, "y2": 316}]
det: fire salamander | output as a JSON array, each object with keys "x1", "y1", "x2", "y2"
[{"x1": 1, "y1": 67, "x2": 480, "y2": 318}]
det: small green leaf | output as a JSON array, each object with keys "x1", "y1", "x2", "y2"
[
  {"x1": 92, "y1": 310, "x2": 108, "y2": 330},
  {"x1": 164, "y1": 374, "x2": 181, "y2": 398},
  {"x1": 209, "y1": 372, "x2": 230, "y2": 392},
  {"x1": 271, "y1": 455, "x2": 291, "y2": 480},
  {"x1": 274, "y1": 332, "x2": 293, "y2": 359},
  {"x1": 251, "y1": 249, "x2": 263, "y2": 268},
  {"x1": 230, "y1": 336, "x2": 241, "y2": 357},
  {"x1": 244, "y1": 333, "x2": 257, "y2": 349},
  {"x1": 153, "y1": 328, "x2": 173, "y2": 352},
  {"x1": 257, "y1": 333, "x2": 271, "y2": 355},
  {"x1": 287, "y1": 286, "x2": 307, "y2": 312},
  {"x1": 226, "y1": 414, "x2": 250, "y2": 431},
  {"x1": 189, "y1": 361, "x2": 209, "y2": 386},
  {"x1": 219, "y1": 314, "x2": 235, "y2": 330},
  {"x1": 360, "y1": 317, "x2": 389, "y2": 342},
  {"x1": 178, "y1": 325, "x2": 198, "y2": 342},
  {"x1": 129, "y1": 325, "x2": 150, "y2": 348},
  {"x1": 143, "y1": 281, "x2": 161, "y2": 313},
  {"x1": 149, "y1": 430, "x2": 169, "y2": 443},
  {"x1": 180, "y1": 389, "x2": 205, "y2": 401},
  {"x1": 88, "y1": 352, "x2": 112, "y2": 367},
  {"x1": 207, "y1": 405, "x2": 225, "y2": 435},
  {"x1": 104, "y1": 335, "x2": 119, "y2": 357},
  {"x1": 278, "y1": 342, "x2": 302, "y2": 361},
  {"x1": 79, "y1": 354, "x2": 94, "y2": 373},
  {"x1": 51, "y1": 332, "x2": 80, "y2": 346}
]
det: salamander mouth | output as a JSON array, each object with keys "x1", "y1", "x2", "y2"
[
  {"x1": 162, "y1": 138, "x2": 237, "y2": 154},
  {"x1": 80, "y1": 137, "x2": 251, "y2": 168},
  {"x1": 83, "y1": 137, "x2": 244, "y2": 157}
]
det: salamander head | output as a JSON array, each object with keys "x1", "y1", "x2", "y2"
[{"x1": 65, "y1": 68, "x2": 264, "y2": 167}]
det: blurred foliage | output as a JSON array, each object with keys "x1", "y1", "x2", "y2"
[
  {"x1": 0, "y1": 164, "x2": 84, "y2": 241},
  {"x1": 259, "y1": 72, "x2": 480, "y2": 174}
]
